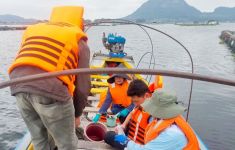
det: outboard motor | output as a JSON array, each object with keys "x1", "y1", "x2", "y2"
[{"x1": 102, "y1": 33, "x2": 127, "y2": 58}]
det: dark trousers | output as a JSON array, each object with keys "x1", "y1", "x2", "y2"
[{"x1": 104, "y1": 131, "x2": 126, "y2": 150}]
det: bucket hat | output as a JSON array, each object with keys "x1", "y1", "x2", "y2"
[
  {"x1": 107, "y1": 74, "x2": 131, "y2": 84},
  {"x1": 141, "y1": 91, "x2": 186, "y2": 119}
]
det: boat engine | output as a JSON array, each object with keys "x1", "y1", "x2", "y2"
[{"x1": 102, "y1": 32, "x2": 127, "y2": 58}]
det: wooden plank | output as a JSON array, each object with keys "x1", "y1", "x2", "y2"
[
  {"x1": 91, "y1": 81, "x2": 109, "y2": 87},
  {"x1": 83, "y1": 107, "x2": 111, "y2": 113},
  {"x1": 83, "y1": 107, "x2": 100, "y2": 113},
  {"x1": 77, "y1": 140, "x2": 117, "y2": 150},
  {"x1": 88, "y1": 96, "x2": 100, "y2": 101},
  {"x1": 91, "y1": 75, "x2": 109, "y2": 79},
  {"x1": 91, "y1": 88, "x2": 107, "y2": 94}
]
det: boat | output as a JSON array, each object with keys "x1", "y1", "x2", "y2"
[
  {"x1": 175, "y1": 20, "x2": 219, "y2": 26},
  {"x1": 220, "y1": 30, "x2": 235, "y2": 51},
  {"x1": 12, "y1": 20, "x2": 210, "y2": 149}
]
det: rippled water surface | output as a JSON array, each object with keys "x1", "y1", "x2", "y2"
[{"x1": 0, "y1": 23, "x2": 235, "y2": 150}]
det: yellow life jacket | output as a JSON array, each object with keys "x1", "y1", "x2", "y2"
[
  {"x1": 127, "y1": 106, "x2": 152, "y2": 145},
  {"x1": 144, "y1": 115, "x2": 200, "y2": 150},
  {"x1": 8, "y1": 6, "x2": 87, "y2": 95},
  {"x1": 109, "y1": 80, "x2": 132, "y2": 107}
]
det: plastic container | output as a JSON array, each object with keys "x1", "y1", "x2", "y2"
[
  {"x1": 84, "y1": 122, "x2": 107, "y2": 142},
  {"x1": 106, "y1": 115, "x2": 117, "y2": 127}
]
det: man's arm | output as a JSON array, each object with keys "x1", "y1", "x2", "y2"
[{"x1": 73, "y1": 40, "x2": 91, "y2": 117}]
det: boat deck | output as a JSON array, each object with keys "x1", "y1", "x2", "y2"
[
  {"x1": 77, "y1": 140, "x2": 116, "y2": 150},
  {"x1": 78, "y1": 96, "x2": 116, "y2": 150},
  {"x1": 77, "y1": 117, "x2": 116, "y2": 150}
]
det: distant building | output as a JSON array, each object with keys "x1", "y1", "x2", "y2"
[{"x1": 207, "y1": 20, "x2": 219, "y2": 25}]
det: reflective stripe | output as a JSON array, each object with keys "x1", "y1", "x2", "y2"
[
  {"x1": 129, "y1": 123, "x2": 145, "y2": 135},
  {"x1": 22, "y1": 41, "x2": 62, "y2": 53},
  {"x1": 67, "y1": 56, "x2": 77, "y2": 69},
  {"x1": 20, "y1": 47, "x2": 59, "y2": 60},
  {"x1": 25, "y1": 36, "x2": 65, "y2": 47},
  {"x1": 128, "y1": 131, "x2": 144, "y2": 144},
  {"x1": 21, "y1": 40, "x2": 77, "y2": 70},
  {"x1": 133, "y1": 113, "x2": 143, "y2": 142},
  {"x1": 153, "y1": 120, "x2": 163, "y2": 129},
  {"x1": 70, "y1": 50, "x2": 78, "y2": 64},
  {"x1": 17, "y1": 53, "x2": 57, "y2": 66},
  {"x1": 16, "y1": 53, "x2": 73, "y2": 81}
]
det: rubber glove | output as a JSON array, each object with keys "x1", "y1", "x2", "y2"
[
  {"x1": 117, "y1": 109, "x2": 129, "y2": 117},
  {"x1": 114, "y1": 134, "x2": 129, "y2": 145},
  {"x1": 92, "y1": 113, "x2": 101, "y2": 123}
]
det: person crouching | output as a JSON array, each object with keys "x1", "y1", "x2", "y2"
[{"x1": 93, "y1": 74, "x2": 135, "y2": 124}]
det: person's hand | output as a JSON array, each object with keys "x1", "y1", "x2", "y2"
[
  {"x1": 75, "y1": 117, "x2": 81, "y2": 128},
  {"x1": 117, "y1": 109, "x2": 129, "y2": 117},
  {"x1": 114, "y1": 134, "x2": 129, "y2": 145},
  {"x1": 114, "y1": 124, "x2": 126, "y2": 133},
  {"x1": 92, "y1": 113, "x2": 101, "y2": 123}
]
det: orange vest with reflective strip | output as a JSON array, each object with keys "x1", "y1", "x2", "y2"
[
  {"x1": 144, "y1": 115, "x2": 200, "y2": 150},
  {"x1": 109, "y1": 81, "x2": 132, "y2": 107},
  {"x1": 8, "y1": 22, "x2": 87, "y2": 95},
  {"x1": 127, "y1": 106, "x2": 151, "y2": 145}
]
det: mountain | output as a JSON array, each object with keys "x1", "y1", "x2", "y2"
[
  {"x1": 124, "y1": 0, "x2": 235, "y2": 22},
  {"x1": 0, "y1": 14, "x2": 38, "y2": 24},
  {"x1": 204, "y1": 7, "x2": 235, "y2": 21}
]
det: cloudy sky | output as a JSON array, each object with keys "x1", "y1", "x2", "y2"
[{"x1": 0, "y1": 0, "x2": 235, "y2": 20}]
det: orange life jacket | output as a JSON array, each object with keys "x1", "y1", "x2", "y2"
[
  {"x1": 99, "y1": 114, "x2": 120, "y2": 123},
  {"x1": 8, "y1": 7, "x2": 87, "y2": 95},
  {"x1": 127, "y1": 106, "x2": 152, "y2": 145},
  {"x1": 144, "y1": 115, "x2": 200, "y2": 150},
  {"x1": 148, "y1": 75, "x2": 163, "y2": 93},
  {"x1": 109, "y1": 81, "x2": 132, "y2": 107}
]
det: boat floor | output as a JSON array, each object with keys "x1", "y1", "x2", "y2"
[
  {"x1": 77, "y1": 105, "x2": 116, "y2": 150},
  {"x1": 77, "y1": 140, "x2": 117, "y2": 150}
]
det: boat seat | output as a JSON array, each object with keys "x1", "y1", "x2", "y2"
[
  {"x1": 91, "y1": 88, "x2": 107, "y2": 94},
  {"x1": 84, "y1": 107, "x2": 111, "y2": 113},
  {"x1": 91, "y1": 81, "x2": 109, "y2": 87},
  {"x1": 88, "y1": 96, "x2": 100, "y2": 101},
  {"x1": 91, "y1": 75, "x2": 109, "y2": 79}
]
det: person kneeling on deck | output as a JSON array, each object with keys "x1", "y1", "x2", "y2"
[
  {"x1": 93, "y1": 74, "x2": 135, "y2": 123},
  {"x1": 8, "y1": 6, "x2": 90, "y2": 150},
  {"x1": 105, "y1": 79, "x2": 200, "y2": 150}
]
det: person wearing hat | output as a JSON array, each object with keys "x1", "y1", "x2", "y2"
[
  {"x1": 93, "y1": 74, "x2": 135, "y2": 123},
  {"x1": 125, "y1": 91, "x2": 200, "y2": 150},
  {"x1": 105, "y1": 79, "x2": 200, "y2": 150},
  {"x1": 104, "y1": 79, "x2": 152, "y2": 149},
  {"x1": 8, "y1": 6, "x2": 90, "y2": 150}
]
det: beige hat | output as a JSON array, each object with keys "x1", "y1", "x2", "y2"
[
  {"x1": 141, "y1": 91, "x2": 186, "y2": 119},
  {"x1": 107, "y1": 74, "x2": 131, "y2": 84}
]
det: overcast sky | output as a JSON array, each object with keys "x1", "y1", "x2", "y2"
[{"x1": 0, "y1": 0, "x2": 235, "y2": 20}]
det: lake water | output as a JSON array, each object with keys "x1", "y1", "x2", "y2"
[{"x1": 0, "y1": 23, "x2": 235, "y2": 150}]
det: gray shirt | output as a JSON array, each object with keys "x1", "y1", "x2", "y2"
[{"x1": 9, "y1": 40, "x2": 91, "y2": 117}]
